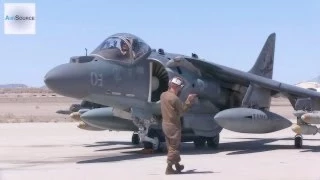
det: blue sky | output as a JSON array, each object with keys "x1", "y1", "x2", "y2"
[{"x1": 0, "y1": 0, "x2": 319, "y2": 87}]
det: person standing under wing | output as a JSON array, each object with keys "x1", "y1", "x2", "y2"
[{"x1": 160, "y1": 76, "x2": 197, "y2": 175}]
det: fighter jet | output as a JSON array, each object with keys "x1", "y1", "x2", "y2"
[{"x1": 44, "y1": 33, "x2": 320, "y2": 150}]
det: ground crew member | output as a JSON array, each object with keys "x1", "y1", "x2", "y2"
[{"x1": 160, "y1": 76, "x2": 197, "y2": 175}]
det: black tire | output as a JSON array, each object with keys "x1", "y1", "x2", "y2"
[
  {"x1": 194, "y1": 136, "x2": 206, "y2": 149},
  {"x1": 206, "y1": 134, "x2": 219, "y2": 149},
  {"x1": 294, "y1": 135, "x2": 303, "y2": 148},
  {"x1": 131, "y1": 133, "x2": 140, "y2": 145}
]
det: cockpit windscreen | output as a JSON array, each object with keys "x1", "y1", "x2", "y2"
[{"x1": 91, "y1": 33, "x2": 151, "y2": 62}]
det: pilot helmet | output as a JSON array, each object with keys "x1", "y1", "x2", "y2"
[{"x1": 120, "y1": 38, "x2": 131, "y2": 46}]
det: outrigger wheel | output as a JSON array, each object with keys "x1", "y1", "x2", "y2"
[
  {"x1": 131, "y1": 132, "x2": 140, "y2": 145},
  {"x1": 294, "y1": 134, "x2": 303, "y2": 148}
]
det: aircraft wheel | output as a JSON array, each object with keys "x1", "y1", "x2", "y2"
[
  {"x1": 294, "y1": 134, "x2": 303, "y2": 148},
  {"x1": 194, "y1": 136, "x2": 206, "y2": 149},
  {"x1": 131, "y1": 133, "x2": 140, "y2": 145},
  {"x1": 207, "y1": 134, "x2": 219, "y2": 149}
]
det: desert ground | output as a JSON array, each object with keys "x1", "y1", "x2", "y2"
[
  {"x1": 1, "y1": 123, "x2": 320, "y2": 180},
  {"x1": 2, "y1": 91, "x2": 319, "y2": 180},
  {"x1": 0, "y1": 90, "x2": 80, "y2": 123}
]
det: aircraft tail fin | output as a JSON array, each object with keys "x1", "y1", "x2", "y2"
[
  {"x1": 249, "y1": 33, "x2": 276, "y2": 79},
  {"x1": 242, "y1": 33, "x2": 276, "y2": 109}
]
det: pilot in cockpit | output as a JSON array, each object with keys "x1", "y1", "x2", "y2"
[
  {"x1": 120, "y1": 39, "x2": 131, "y2": 58},
  {"x1": 91, "y1": 34, "x2": 150, "y2": 62}
]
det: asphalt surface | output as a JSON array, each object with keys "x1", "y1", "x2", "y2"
[{"x1": 0, "y1": 122, "x2": 320, "y2": 180}]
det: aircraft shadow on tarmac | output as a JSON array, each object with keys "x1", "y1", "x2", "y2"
[
  {"x1": 179, "y1": 169, "x2": 215, "y2": 174},
  {"x1": 83, "y1": 141, "x2": 138, "y2": 152},
  {"x1": 224, "y1": 137, "x2": 320, "y2": 154},
  {"x1": 218, "y1": 137, "x2": 320, "y2": 155},
  {"x1": 76, "y1": 137, "x2": 320, "y2": 164},
  {"x1": 83, "y1": 141, "x2": 133, "y2": 147}
]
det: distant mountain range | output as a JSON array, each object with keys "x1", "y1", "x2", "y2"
[
  {"x1": 0, "y1": 84, "x2": 28, "y2": 88},
  {"x1": 0, "y1": 84, "x2": 48, "y2": 89}
]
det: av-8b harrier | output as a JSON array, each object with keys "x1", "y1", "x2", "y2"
[{"x1": 44, "y1": 33, "x2": 320, "y2": 150}]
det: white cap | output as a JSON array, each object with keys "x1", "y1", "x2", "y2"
[{"x1": 170, "y1": 77, "x2": 184, "y2": 87}]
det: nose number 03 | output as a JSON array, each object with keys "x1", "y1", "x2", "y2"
[{"x1": 90, "y1": 72, "x2": 103, "y2": 87}]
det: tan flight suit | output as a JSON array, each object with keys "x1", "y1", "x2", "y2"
[{"x1": 160, "y1": 90, "x2": 191, "y2": 165}]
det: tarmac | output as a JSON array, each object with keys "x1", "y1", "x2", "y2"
[{"x1": 1, "y1": 122, "x2": 320, "y2": 180}]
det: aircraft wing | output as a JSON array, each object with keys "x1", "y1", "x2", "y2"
[{"x1": 185, "y1": 57, "x2": 320, "y2": 100}]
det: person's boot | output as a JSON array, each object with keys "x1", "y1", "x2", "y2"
[
  {"x1": 175, "y1": 163, "x2": 184, "y2": 173},
  {"x1": 165, "y1": 164, "x2": 176, "y2": 175}
]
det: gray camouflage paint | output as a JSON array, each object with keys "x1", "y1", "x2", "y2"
[{"x1": 44, "y1": 33, "x2": 320, "y2": 138}]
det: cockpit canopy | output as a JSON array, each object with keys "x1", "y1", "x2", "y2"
[{"x1": 91, "y1": 33, "x2": 151, "y2": 63}]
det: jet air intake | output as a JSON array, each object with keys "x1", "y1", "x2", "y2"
[{"x1": 150, "y1": 61, "x2": 168, "y2": 102}]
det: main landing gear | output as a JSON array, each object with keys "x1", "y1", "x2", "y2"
[
  {"x1": 193, "y1": 134, "x2": 219, "y2": 149},
  {"x1": 131, "y1": 129, "x2": 162, "y2": 151},
  {"x1": 132, "y1": 117, "x2": 162, "y2": 151},
  {"x1": 143, "y1": 129, "x2": 162, "y2": 151}
]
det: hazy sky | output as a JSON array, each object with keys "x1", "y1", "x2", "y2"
[{"x1": 0, "y1": 0, "x2": 319, "y2": 87}]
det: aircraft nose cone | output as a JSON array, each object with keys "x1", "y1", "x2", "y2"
[{"x1": 44, "y1": 63, "x2": 89, "y2": 99}]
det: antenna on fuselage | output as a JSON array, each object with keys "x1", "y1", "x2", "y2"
[{"x1": 85, "y1": 48, "x2": 87, "y2": 56}]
